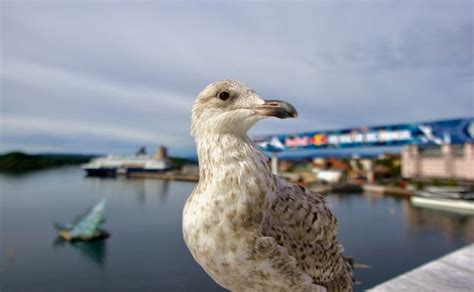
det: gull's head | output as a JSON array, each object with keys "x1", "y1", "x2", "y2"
[{"x1": 191, "y1": 80, "x2": 297, "y2": 137}]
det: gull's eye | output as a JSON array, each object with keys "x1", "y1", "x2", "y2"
[{"x1": 218, "y1": 91, "x2": 230, "y2": 101}]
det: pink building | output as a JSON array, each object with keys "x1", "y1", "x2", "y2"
[{"x1": 402, "y1": 143, "x2": 474, "y2": 181}]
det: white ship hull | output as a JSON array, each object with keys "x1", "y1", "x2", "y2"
[
  {"x1": 81, "y1": 155, "x2": 172, "y2": 176},
  {"x1": 411, "y1": 188, "x2": 474, "y2": 214}
]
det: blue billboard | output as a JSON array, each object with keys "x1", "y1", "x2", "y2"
[{"x1": 254, "y1": 118, "x2": 474, "y2": 152}]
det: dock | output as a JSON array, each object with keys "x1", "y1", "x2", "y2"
[
  {"x1": 370, "y1": 243, "x2": 474, "y2": 291},
  {"x1": 128, "y1": 172, "x2": 199, "y2": 182},
  {"x1": 363, "y1": 184, "x2": 413, "y2": 198}
]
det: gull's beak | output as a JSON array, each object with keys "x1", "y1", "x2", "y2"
[{"x1": 255, "y1": 100, "x2": 298, "y2": 119}]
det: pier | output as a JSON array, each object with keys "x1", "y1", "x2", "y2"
[
  {"x1": 362, "y1": 184, "x2": 413, "y2": 198},
  {"x1": 370, "y1": 243, "x2": 474, "y2": 291},
  {"x1": 128, "y1": 171, "x2": 199, "y2": 182}
]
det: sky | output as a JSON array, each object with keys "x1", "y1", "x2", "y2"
[{"x1": 1, "y1": 0, "x2": 473, "y2": 156}]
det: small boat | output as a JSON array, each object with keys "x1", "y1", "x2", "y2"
[
  {"x1": 312, "y1": 169, "x2": 344, "y2": 184},
  {"x1": 54, "y1": 199, "x2": 109, "y2": 241},
  {"x1": 411, "y1": 186, "x2": 474, "y2": 214}
]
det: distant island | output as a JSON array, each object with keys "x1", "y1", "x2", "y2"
[
  {"x1": 0, "y1": 151, "x2": 198, "y2": 173},
  {"x1": 0, "y1": 152, "x2": 97, "y2": 173}
]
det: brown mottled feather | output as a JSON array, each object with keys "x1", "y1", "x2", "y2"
[{"x1": 261, "y1": 178, "x2": 353, "y2": 291}]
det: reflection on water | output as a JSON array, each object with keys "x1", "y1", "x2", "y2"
[
  {"x1": 329, "y1": 191, "x2": 474, "y2": 243},
  {"x1": 83, "y1": 176, "x2": 171, "y2": 206},
  {"x1": 0, "y1": 167, "x2": 473, "y2": 292},
  {"x1": 402, "y1": 201, "x2": 474, "y2": 243},
  {"x1": 53, "y1": 239, "x2": 107, "y2": 267},
  {"x1": 356, "y1": 192, "x2": 474, "y2": 243}
]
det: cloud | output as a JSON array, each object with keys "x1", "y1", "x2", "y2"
[
  {"x1": 1, "y1": 1, "x2": 473, "y2": 155},
  {"x1": 1, "y1": 113, "x2": 194, "y2": 154},
  {"x1": 1, "y1": 113, "x2": 182, "y2": 143}
]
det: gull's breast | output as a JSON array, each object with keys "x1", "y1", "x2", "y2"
[{"x1": 183, "y1": 192, "x2": 258, "y2": 289}]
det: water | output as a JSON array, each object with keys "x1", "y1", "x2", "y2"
[{"x1": 1, "y1": 167, "x2": 472, "y2": 291}]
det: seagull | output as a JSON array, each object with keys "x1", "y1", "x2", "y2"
[{"x1": 183, "y1": 80, "x2": 353, "y2": 292}]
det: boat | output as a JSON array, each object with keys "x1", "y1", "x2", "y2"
[
  {"x1": 312, "y1": 169, "x2": 344, "y2": 183},
  {"x1": 410, "y1": 186, "x2": 474, "y2": 214},
  {"x1": 54, "y1": 199, "x2": 109, "y2": 241},
  {"x1": 81, "y1": 146, "x2": 172, "y2": 176}
]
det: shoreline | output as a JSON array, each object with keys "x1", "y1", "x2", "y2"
[{"x1": 128, "y1": 170, "x2": 415, "y2": 198}]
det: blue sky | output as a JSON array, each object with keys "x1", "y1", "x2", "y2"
[{"x1": 1, "y1": 1, "x2": 473, "y2": 156}]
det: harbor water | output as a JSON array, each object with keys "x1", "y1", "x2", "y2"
[{"x1": 1, "y1": 167, "x2": 473, "y2": 291}]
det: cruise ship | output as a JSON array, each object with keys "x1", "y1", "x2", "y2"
[{"x1": 81, "y1": 146, "x2": 173, "y2": 176}]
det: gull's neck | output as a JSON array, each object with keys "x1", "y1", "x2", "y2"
[{"x1": 195, "y1": 133, "x2": 272, "y2": 185}]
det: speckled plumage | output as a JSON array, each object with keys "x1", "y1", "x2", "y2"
[{"x1": 183, "y1": 80, "x2": 353, "y2": 292}]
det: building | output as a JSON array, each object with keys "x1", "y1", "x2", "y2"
[{"x1": 401, "y1": 143, "x2": 474, "y2": 181}]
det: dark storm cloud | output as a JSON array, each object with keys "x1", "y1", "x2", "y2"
[{"x1": 1, "y1": 1, "x2": 472, "y2": 155}]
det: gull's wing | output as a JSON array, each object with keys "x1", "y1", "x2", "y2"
[{"x1": 261, "y1": 178, "x2": 353, "y2": 291}]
